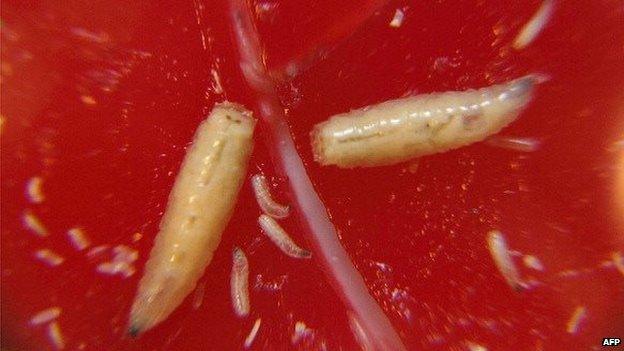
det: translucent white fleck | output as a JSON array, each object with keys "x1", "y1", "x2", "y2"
[
  {"x1": 566, "y1": 306, "x2": 587, "y2": 334},
  {"x1": 47, "y1": 321, "x2": 65, "y2": 350},
  {"x1": 513, "y1": 0, "x2": 554, "y2": 50},
  {"x1": 485, "y1": 136, "x2": 540, "y2": 152},
  {"x1": 66, "y1": 228, "x2": 90, "y2": 251},
  {"x1": 34, "y1": 249, "x2": 65, "y2": 267},
  {"x1": 26, "y1": 177, "x2": 45, "y2": 203},
  {"x1": 243, "y1": 318, "x2": 262, "y2": 349},
  {"x1": 389, "y1": 9, "x2": 405, "y2": 28},
  {"x1": 30, "y1": 307, "x2": 61, "y2": 326},
  {"x1": 487, "y1": 230, "x2": 523, "y2": 290},
  {"x1": 192, "y1": 281, "x2": 206, "y2": 310},
  {"x1": 23, "y1": 210, "x2": 49, "y2": 237}
]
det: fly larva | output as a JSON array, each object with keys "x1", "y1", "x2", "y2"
[
  {"x1": 113, "y1": 245, "x2": 138, "y2": 262},
  {"x1": 251, "y1": 174, "x2": 290, "y2": 218},
  {"x1": 311, "y1": 75, "x2": 543, "y2": 168},
  {"x1": 30, "y1": 307, "x2": 61, "y2": 326},
  {"x1": 129, "y1": 103, "x2": 255, "y2": 335},
  {"x1": 389, "y1": 8, "x2": 405, "y2": 28},
  {"x1": 230, "y1": 247, "x2": 250, "y2": 318},
  {"x1": 66, "y1": 228, "x2": 90, "y2": 251},
  {"x1": 26, "y1": 177, "x2": 45, "y2": 203},
  {"x1": 244, "y1": 318, "x2": 262, "y2": 349},
  {"x1": 47, "y1": 321, "x2": 65, "y2": 350},
  {"x1": 566, "y1": 306, "x2": 587, "y2": 334},
  {"x1": 23, "y1": 210, "x2": 49, "y2": 237},
  {"x1": 34, "y1": 249, "x2": 65, "y2": 267},
  {"x1": 192, "y1": 281, "x2": 206, "y2": 310},
  {"x1": 487, "y1": 230, "x2": 523, "y2": 291},
  {"x1": 258, "y1": 214, "x2": 311, "y2": 259},
  {"x1": 513, "y1": 0, "x2": 555, "y2": 50},
  {"x1": 485, "y1": 136, "x2": 540, "y2": 152}
]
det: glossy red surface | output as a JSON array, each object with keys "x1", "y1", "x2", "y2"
[{"x1": 2, "y1": 0, "x2": 623, "y2": 350}]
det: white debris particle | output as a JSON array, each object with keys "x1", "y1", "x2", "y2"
[
  {"x1": 30, "y1": 307, "x2": 61, "y2": 326},
  {"x1": 523, "y1": 255, "x2": 545, "y2": 271},
  {"x1": 389, "y1": 8, "x2": 405, "y2": 28},
  {"x1": 513, "y1": 0, "x2": 554, "y2": 50},
  {"x1": 34, "y1": 249, "x2": 65, "y2": 267},
  {"x1": 211, "y1": 68, "x2": 224, "y2": 94},
  {"x1": 243, "y1": 318, "x2": 262, "y2": 349},
  {"x1": 487, "y1": 230, "x2": 523, "y2": 290},
  {"x1": 566, "y1": 306, "x2": 587, "y2": 334},
  {"x1": 291, "y1": 321, "x2": 313, "y2": 344},
  {"x1": 96, "y1": 261, "x2": 135, "y2": 278},
  {"x1": 23, "y1": 210, "x2": 49, "y2": 237},
  {"x1": 485, "y1": 136, "x2": 540, "y2": 152},
  {"x1": 613, "y1": 251, "x2": 624, "y2": 276},
  {"x1": 192, "y1": 281, "x2": 206, "y2": 310},
  {"x1": 80, "y1": 95, "x2": 97, "y2": 105},
  {"x1": 66, "y1": 228, "x2": 90, "y2": 251},
  {"x1": 47, "y1": 321, "x2": 65, "y2": 350},
  {"x1": 26, "y1": 177, "x2": 45, "y2": 203},
  {"x1": 466, "y1": 341, "x2": 488, "y2": 351},
  {"x1": 112, "y1": 245, "x2": 138, "y2": 262}
]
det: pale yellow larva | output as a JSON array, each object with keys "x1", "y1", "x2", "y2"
[
  {"x1": 230, "y1": 247, "x2": 250, "y2": 318},
  {"x1": 128, "y1": 102, "x2": 255, "y2": 335},
  {"x1": 251, "y1": 174, "x2": 290, "y2": 219},
  {"x1": 312, "y1": 75, "x2": 543, "y2": 168}
]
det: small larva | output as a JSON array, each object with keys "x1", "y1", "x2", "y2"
[
  {"x1": 231, "y1": 247, "x2": 250, "y2": 318},
  {"x1": 311, "y1": 75, "x2": 543, "y2": 168},
  {"x1": 23, "y1": 210, "x2": 49, "y2": 237},
  {"x1": 566, "y1": 306, "x2": 587, "y2": 334},
  {"x1": 34, "y1": 249, "x2": 65, "y2": 267},
  {"x1": 26, "y1": 176, "x2": 45, "y2": 204},
  {"x1": 66, "y1": 228, "x2": 90, "y2": 251},
  {"x1": 46, "y1": 321, "x2": 65, "y2": 350},
  {"x1": 485, "y1": 136, "x2": 540, "y2": 152},
  {"x1": 243, "y1": 318, "x2": 262, "y2": 349},
  {"x1": 258, "y1": 214, "x2": 311, "y2": 259},
  {"x1": 30, "y1": 307, "x2": 61, "y2": 326},
  {"x1": 487, "y1": 230, "x2": 523, "y2": 291},
  {"x1": 128, "y1": 103, "x2": 255, "y2": 335},
  {"x1": 251, "y1": 174, "x2": 290, "y2": 219},
  {"x1": 513, "y1": 0, "x2": 555, "y2": 50}
]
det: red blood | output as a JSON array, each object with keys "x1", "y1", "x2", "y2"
[{"x1": 1, "y1": 1, "x2": 623, "y2": 350}]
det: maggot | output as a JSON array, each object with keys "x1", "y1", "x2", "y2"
[
  {"x1": 487, "y1": 229, "x2": 523, "y2": 291},
  {"x1": 311, "y1": 75, "x2": 543, "y2": 168},
  {"x1": 230, "y1": 247, "x2": 251, "y2": 318},
  {"x1": 128, "y1": 103, "x2": 255, "y2": 335},
  {"x1": 251, "y1": 174, "x2": 290, "y2": 218},
  {"x1": 258, "y1": 214, "x2": 311, "y2": 259}
]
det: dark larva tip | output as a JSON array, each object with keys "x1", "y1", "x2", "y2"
[{"x1": 128, "y1": 325, "x2": 141, "y2": 338}]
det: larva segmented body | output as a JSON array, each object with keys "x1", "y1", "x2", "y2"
[
  {"x1": 312, "y1": 75, "x2": 543, "y2": 168},
  {"x1": 258, "y1": 214, "x2": 311, "y2": 259},
  {"x1": 128, "y1": 103, "x2": 255, "y2": 335},
  {"x1": 251, "y1": 174, "x2": 290, "y2": 218},
  {"x1": 230, "y1": 247, "x2": 250, "y2": 318}
]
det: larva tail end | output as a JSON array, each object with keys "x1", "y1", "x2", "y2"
[
  {"x1": 299, "y1": 249, "x2": 312, "y2": 259},
  {"x1": 128, "y1": 325, "x2": 141, "y2": 338}
]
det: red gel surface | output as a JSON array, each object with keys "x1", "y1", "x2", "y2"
[{"x1": 1, "y1": 1, "x2": 623, "y2": 350}]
